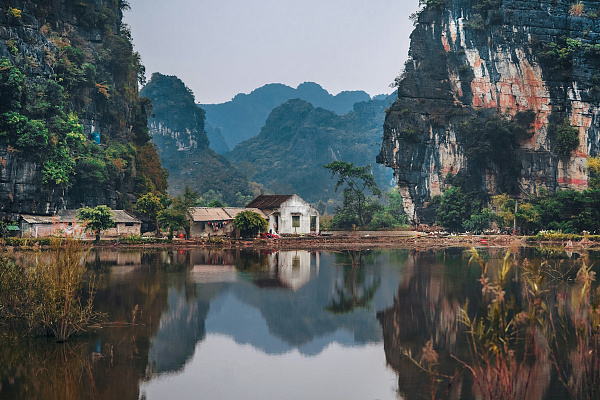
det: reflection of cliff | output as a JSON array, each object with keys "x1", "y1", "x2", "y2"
[
  {"x1": 147, "y1": 284, "x2": 224, "y2": 374},
  {"x1": 215, "y1": 251, "x2": 403, "y2": 355},
  {"x1": 378, "y1": 249, "x2": 471, "y2": 399},
  {"x1": 146, "y1": 250, "x2": 403, "y2": 364}
]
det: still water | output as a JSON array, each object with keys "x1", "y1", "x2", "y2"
[{"x1": 0, "y1": 247, "x2": 597, "y2": 399}]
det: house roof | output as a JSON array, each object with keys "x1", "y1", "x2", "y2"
[
  {"x1": 246, "y1": 195, "x2": 293, "y2": 209},
  {"x1": 20, "y1": 210, "x2": 140, "y2": 224},
  {"x1": 223, "y1": 207, "x2": 268, "y2": 219},
  {"x1": 188, "y1": 207, "x2": 269, "y2": 222},
  {"x1": 188, "y1": 207, "x2": 233, "y2": 222}
]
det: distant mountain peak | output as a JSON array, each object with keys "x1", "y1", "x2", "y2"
[{"x1": 200, "y1": 82, "x2": 371, "y2": 150}]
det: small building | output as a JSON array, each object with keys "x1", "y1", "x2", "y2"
[
  {"x1": 187, "y1": 207, "x2": 268, "y2": 238},
  {"x1": 19, "y1": 209, "x2": 141, "y2": 238},
  {"x1": 246, "y1": 194, "x2": 319, "y2": 235}
]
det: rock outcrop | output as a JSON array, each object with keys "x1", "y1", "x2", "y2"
[
  {"x1": 141, "y1": 73, "x2": 254, "y2": 205},
  {"x1": 378, "y1": 0, "x2": 600, "y2": 222},
  {"x1": 0, "y1": 0, "x2": 160, "y2": 218}
]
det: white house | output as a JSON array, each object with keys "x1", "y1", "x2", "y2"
[{"x1": 246, "y1": 194, "x2": 319, "y2": 235}]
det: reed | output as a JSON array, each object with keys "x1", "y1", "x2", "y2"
[{"x1": 0, "y1": 237, "x2": 102, "y2": 342}]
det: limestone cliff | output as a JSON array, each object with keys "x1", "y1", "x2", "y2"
[
  {"x1": 0, "y1": 0, "x2": 162, "y2": 218},
  {"x1": 141, "y1": 73, "x2": 254, "y2": 205},
  {"x1": 378, "y1": 0, "x2": 600, "y2": 222}
]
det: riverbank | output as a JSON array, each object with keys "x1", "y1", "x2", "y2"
[{"x1": 3, "y1": 231, "x2": 599, "y2": 251}]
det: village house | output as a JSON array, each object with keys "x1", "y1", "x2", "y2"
[
  {"x1": 187, "y1": 207, "x2": 268, "y2": 238},
  {"x1": 19, "y1": 209, "x2": 141, "y2": 238},
  {"x1": 246, "y1": 194, "x2": 319, "y2": 235}
]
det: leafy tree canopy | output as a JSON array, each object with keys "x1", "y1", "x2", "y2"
[
  {"x1": 77, "y1": 205, "x2": 115, "y2": 241},
  {"x1": 233, "y1": 210, "x2": 268, "y2": 238}
]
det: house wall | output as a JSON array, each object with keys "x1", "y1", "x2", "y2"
[
  {"x1": 270, "y1": 195, "x2": 319, "y2": 235},
  {"x1": 104, "y1": 223, "x2": 141, "y2": 237},
  {"x1": 189, "y1": 221, "x2": 234, "y2": 238},
  {"x1": 22, "y1": 222, "x2": 91, "y2": 238}
]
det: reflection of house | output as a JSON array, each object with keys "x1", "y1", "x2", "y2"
[
  {"x1": 262, "y1": 251, "x2": 319, "y2": 291},
  {"x1": 246, "y1": 194, "x2": 319, "y2": 235},
  {"x1": 19, "y1": 209, "x2": 141, "y2": 238},
  {"x1": 187, "y1": 207, "x2": 268, "y2": 237},
  {"x1": 273, "y1": 251, "x2": 319, "y2": 290}
]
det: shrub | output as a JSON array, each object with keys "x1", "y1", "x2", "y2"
[
  {"x1": 6, "y1": 7, "x2": 22, "y2": 18},
  {"x1": 553, "y1": 119, "x2": 579, "y2": 159},
  {"x1": 233, "y1": 210, "x2": 268, "y2": 238},
  {"x1": 570, "y1": 2, "x2": 585, "y2": 17},
  {"x1": 0, "y1": 238, "x2": 101, "y2": 341},
  {"x1": 436, "y1": 186, "x2": 470, "y2": 232}
]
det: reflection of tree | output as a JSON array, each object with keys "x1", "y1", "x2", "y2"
[
  {"x1": 233, "y1": 249, "x2": 270, "y2": 272},
  {"x1": 326, "y1": 251, "x2": 380, "y2": 314}
]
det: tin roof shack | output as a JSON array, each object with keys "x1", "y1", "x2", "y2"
[
  {"x1": 19, "y1": 210, "x2": 140, "y2": 238},
  {"x1": 187, "y1": 207, "x2": 268, "y2": 238},
  {"x1": 103, "y1": 210, "x2": 142, "y2": 237},
  {"x1": 246, "y1": 194, "x2": 319, "y2": 235}
]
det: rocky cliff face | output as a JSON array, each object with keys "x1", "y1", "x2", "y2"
[
  {"x1": 0, "y1": 0, "x2": 160, "y2": 218},
  {"x1": 141, "y1": 73, "x2": 254, "y2": 205},
  {"x1": 378, "y1": 0, "x2": 600, "y2": 221}
]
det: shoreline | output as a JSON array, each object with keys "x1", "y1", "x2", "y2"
[{"x1": 3, "y1": 232, "x2": 599, "y2": 252}]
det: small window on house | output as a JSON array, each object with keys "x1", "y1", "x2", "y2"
[
  {"x1": 310, "y1": 216, "x2": 317, "y2": 231},
  {"x1": 125, "y1": 222, "x2": 134, "y2": 227},
  {"x1": 292, "y1": 215, "x2": 300, "y2": 228}
]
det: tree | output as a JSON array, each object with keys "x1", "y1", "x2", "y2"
[
  {"x1": 157, "y1": 208, "x2": 187, "y2": 239},
  {"x1": 233, "y1": 210, "x2": 268, "y2": 238},
  {"x1": 324, "y1": 161, "x2": 381, "y2": 228},
  {"x1": 169, "y1": 186, "x2": 201, "y2": 237},
  {"x1": 136, "y1": 193, "x2": 168, "y2": 236},
  {"x1": 77, "y1": 205, "x2": 115, "y2": 241},
  {"x1": 588, "y1": 156, "x2": 600, "y2": 190},
  {"x1": 435, "y1": 186, "x2": 470, "y2": 232}
]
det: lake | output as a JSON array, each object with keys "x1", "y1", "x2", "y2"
[{"x1": 0, "y1": 247, "x2": 597, "y2": 400}]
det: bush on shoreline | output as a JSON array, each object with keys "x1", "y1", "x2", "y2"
[{"x1": 0, "y1": 238, "x2": 102, "y2": 341}]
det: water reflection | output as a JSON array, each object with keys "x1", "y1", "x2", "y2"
[
  {"x1": 0, "y1": 248, "x2": 403, "y2": 400},
  {"x1": 4, "y1": 247, "x2": 590, "y2": 399},
  {"x1": 377, "y1": 248, "x2": 596, "y2": 400}
]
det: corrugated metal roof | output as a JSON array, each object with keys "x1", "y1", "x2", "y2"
[
  {"x1": 188, "y1": 207, "x2": 270, "y2": 222},
  {"x1": 223, "y1": 207, "x2": 268, "y2": 219},
  {"x1": 20, "y1": 210, "x2": 140, "y2": 224},
  {"x1": 246, "y1": 195, "x2": 293, "y2": 209},
  {"x1": 188, "y1": 207, "x2": 234, "y2": 222}
]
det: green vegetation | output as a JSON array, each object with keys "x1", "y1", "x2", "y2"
[
  {"x1": 433, "y1": 186, "x2": 600, "y2": 234},
  {"x1": 435, "y1": 186, "x2": 470, "y2": 232},
  {"x1": 457, "y1": 109, "x2": 534, "y2": 195},
  {"x1": 200, "y1": 81, "x2": 371, "y2": 150},
  {"x1": 369, "y1": 188, "x2": 408, "y2": 230},
  {"x1": 157, "y1": 208, "x2": 186, "y2": 239},
  {"x1": 588, "y1": 156, "x2": 600, "y2": 189},
  {"x1": 0, "y1": 0, "x2": 165, "y2": 205},
  {"x1": 76, "y1": 205, "x2": 116, "y2": 242},
  {"x1": 0, "y1": 238, "x2": 101, "y2": 342},
  {"x1": 324, "y1": 161, "x2": 382, "y2": 229},
  {"x1": 233, "y1": 210, "x2": 268, "y2": 238},
  {"x1": 136, "y1": 192, "x2": 169, "y2": 236},
  {"x1": 141, "y1": 73, "x2": 254, "y2": 205},
  {"x1": 227, "y1": 97, "x2": 395, "y2": 208},
  {"x1": 552, "y1": 119, "x2": 580, "y2": 158}
]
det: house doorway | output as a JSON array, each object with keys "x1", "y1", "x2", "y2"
[{"x1": 310, "y1": 216, "x2": 317, "y2": 232}]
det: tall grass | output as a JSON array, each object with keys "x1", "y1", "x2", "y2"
[
  {"x1": 0, "y1": 237, "x2": 102, "y2": 342},
  {"x1": 454, "y1": 249, "x2": 600, "y2": 400}
]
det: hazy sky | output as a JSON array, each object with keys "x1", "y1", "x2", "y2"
[{"x1": 124, "y1": 0, "x2": 420, "y2": 104}]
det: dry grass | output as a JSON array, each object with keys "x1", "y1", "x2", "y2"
[{"x1": 0, "y1": 237, "x2": 103, "y2": 341}]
